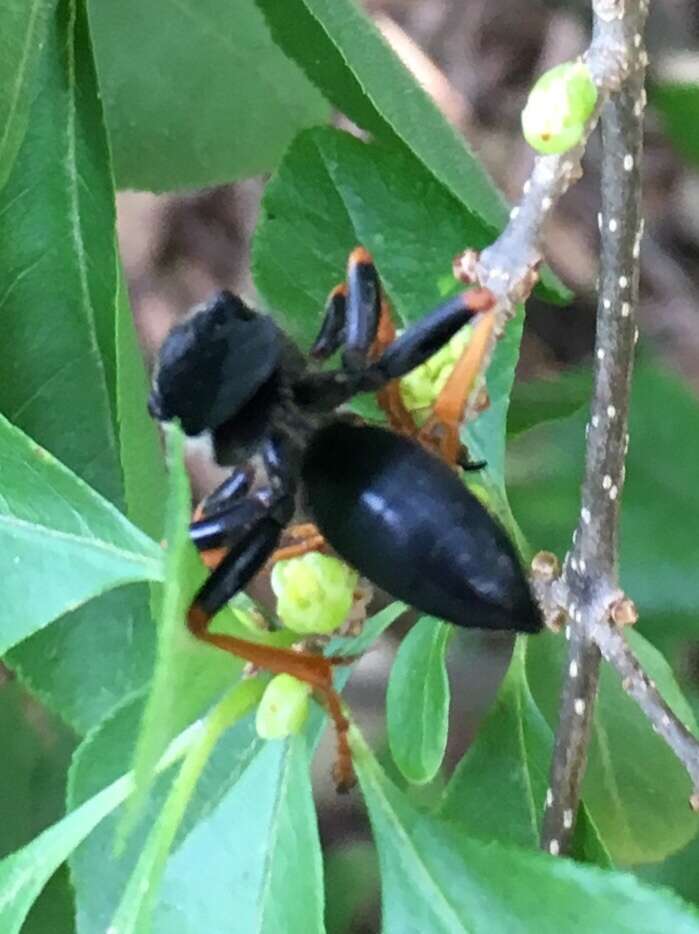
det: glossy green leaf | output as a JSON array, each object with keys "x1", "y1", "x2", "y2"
[
  {"x1": 253, "y1": 127, "x2": 523, "y2": 489},
  {"x1": 526, "y1": 629, "x2": 699, "y2": 864},
  {"x1": 257, "y1": 0, "x2": 505, "y2": 228},
  {"x1": 68, "y1": 600, "x2": 404, "y2": 931},
  {"x1": 387, "y1": 617, "x2": 451, "y2": 784},
  {"x1": 88, "y1": 0, "x2": 328, "y2": 191},
  {"x1": 439, "y1": 641, "x2": 551, "y2": 848},
  {"x1": 255, "y1": 0, "x2": 570, "y2": 304},
  {"x1": 0, "y1": 0, "x2": 157, "y2": 733},
  {"x1": 68, "y1": 689, "x2": 265, "y2": 932},
  {"x1": 0, "y1": 414, "x2": 161, "y2": 652},
  {"x1": 70, "y1": 689, "x2": 323, "y2": 934},
  {"x1": 652, "y1": 82, "x2": 699, "y2": 168},
  {"x1": 0, "y1": 719, "x2": 199, "y2": 934},
  {"x1": 153, "y1": 737, "x2": 324, "y2": 934},
  {"x1": 353, "y1": 730, "x2": 699, "y2": 933},
  {"x1": 0, "y1": 0, "x2": 120, "y2": 499},
  {"x1": 109, "y1": 679, "x2": 266, "y2": 934},
  {"x1": 0, "y1": 0, "x2": 57, "y2": 192}
]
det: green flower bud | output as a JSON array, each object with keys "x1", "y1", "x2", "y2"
[
  {"x1": 271, "y1": 552, "x2": 358, "y2": 635},
  {"x1": 400, "y1": 326, "x2": 470, "y2": 423},
  {"x1": 521, "y1": 61, "x2": 597, "y2": 155},
  {"x1": 256, "y1": 674, "x2": 311, "y2": 739}
]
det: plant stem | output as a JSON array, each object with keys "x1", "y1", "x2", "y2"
[{"x1": 540, "y1": 0, "x2": 649, "y2": 855}]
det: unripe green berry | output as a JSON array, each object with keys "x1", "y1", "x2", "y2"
[
  {"x1": 271, "y1": 552, "x2": 358, "y2": 635},
  {"x1": 256, "y1": 674, "x2": 311, "y2": 740},
  {"x1": 400, "y1": 326, "x2": 470, "y2": 424},
  {"x1": 521, "y1": 61, "x2": 597, "y2": 155}
]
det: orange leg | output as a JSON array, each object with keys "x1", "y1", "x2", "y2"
[
  {"x1": 267, "y1": 522, "x2": 328, "y2": 565},
  {"x1": 418, "y1": 309, "x2": 496, "y2": 465},
  {"x1": 370, "y1": 298, "x2": 420, "y2": 436},
  {"x1": 188, "y1": 604, "x2": 356, "y2": 791},
  {"x1": 191, "y1": 500, "x2": 229, "y2": 571}
]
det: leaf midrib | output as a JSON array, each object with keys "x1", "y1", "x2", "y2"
[
  {"x1": 0, "y1": 0, "x2": 45, "y2": 158},
  {"x1": 0, "y1": 512, "x2": 161, "y2": 575}
]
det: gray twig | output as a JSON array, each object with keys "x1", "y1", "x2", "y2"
[
  {"x1": 540, "y1": 0, "x2": 651, "y2": 856},
  {"x1": 456, "y1": 0, "x2": 699, "y2": 854}
]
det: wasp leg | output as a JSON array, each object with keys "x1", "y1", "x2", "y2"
[
  {"x1": 342, "y1": 246, "x2": 382, "y2": 372},
  {"x1": 367, "y1": 294, "x2": 419, "y2": 435},
  {"x1": 187, "y1": 514, "x2": 355, "y2": 791},
  {"x1": 198, "y1": 465, "x2": 254, "y2": 517},
  {"x1": 268, "y1": 522, "x2": 328, "y2": 564},
  {"x1": 417, "y1": 308, "x2": 496, "y2": 465},
  {"x1": 310, "y1": 246, "x2": 382, "y2": 368},
  {"x1": 310, "y1": 284, "x2": 348, "y2": 360},
  {"x1": 190, "y1": 496, "x2": 268, "y2": 570},
  {"x1": 363, "y1": 288, "x2": 494, "y2": 389}
]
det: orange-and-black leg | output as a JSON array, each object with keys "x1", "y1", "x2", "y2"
[
  {"x1": 188, "y1": 437, "x2": 356, "y2": 790},
  {"x1": 297, "y1": 248, "x2": 490, "y2": 419},
  {"x1": 417, "y1": 288, "x2": 496, "y2": 466}
]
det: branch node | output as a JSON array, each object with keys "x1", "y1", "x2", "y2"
[
  {"x1": 610, "y1": 595, "x2": 638, "y2": 627},
  {"x1": 531, "y1": 550, "x2": 561, "y2": 581},
  {"x1": 452, "y1": 249, "x2": 480, "y2": 284}
]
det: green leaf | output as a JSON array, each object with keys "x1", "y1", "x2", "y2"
[
  {"x1": 253, "y1": 127, "x2": 522, "y2": 490},
  {"x1": 257, "y1": 0, "x2": 505, "y2": 229},
  {"x1": 353, "y1": 729, "x2": 699, "y2": 933},
  {"x1": 0, "y1": 719, "x2": 199, "y2": 934},
  {"x1": 68, "y1": 689, "x2": 265, "y2": 932},
  {"x1": 109, "y1": 679, "x2": 266, "y2": 934},
  {"x1": 439, "y1": 641, "x2": 551, "y2": 848},
  {"x1": 152, "y1": 737, "x2": 324, "y2": 934},
  {"x1": 652, "y1": 81, "x2": 699, "y2": 168},
  {"x1": 439, "y1": 643, "x2": 611, "y2": 864},
  {"x1": 507, "y1": 367, "x2": 591, "y2": 438},
  {"x1": 508, "y1": 364, "x2": 699, "y2": 628},
  {"x1": 69, "y1": 689, "x2": 325, "y2": 934},
  {"x1": 0, "y1": 0, "x2": 57, "y2": 192},
  {"x1": 68, "y1": 600, "x2": 403, "y2": 931},
  {"x1": 121, "y1": 424, "x2": 243, "y2": 840},
  {"x1": 0, "y1": 414, "x2": 161, "y2": 653},
  {"x1": 0, "y1": 0, "x2": 120, "y2": 500},
  {"x1": 526, "y1": 629, "x2": 699, "y2": 864},
  {"x1": 0, "y1": 0, "x2": 156, "y2": 733},
  {"x1": 255, "y1": 0, "x2": 570, "y2": 304},
  {"x1": 387, "y1": 617, "x2": 450, "y2": 784},
  {"x1": 88, "y1": 0, "x2": 329, "y2": 191},
  {"x1": 327, "y1": 602, "x2": 406, "y2": 659},
  {"x1": 7, "y1": 586, "x2": 156, "y2": 736}
]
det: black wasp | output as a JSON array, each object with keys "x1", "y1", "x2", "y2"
[{"x1": 148, "y1": 247, "x2": 542, "y2": 788}]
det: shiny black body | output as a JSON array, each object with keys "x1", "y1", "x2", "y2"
[
  {"x1": 303, "y1": 423, "x2": 540, "y2": 633},
  {"x1": 149, "y1": 253, "x2": 542, "y2": 635}
]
